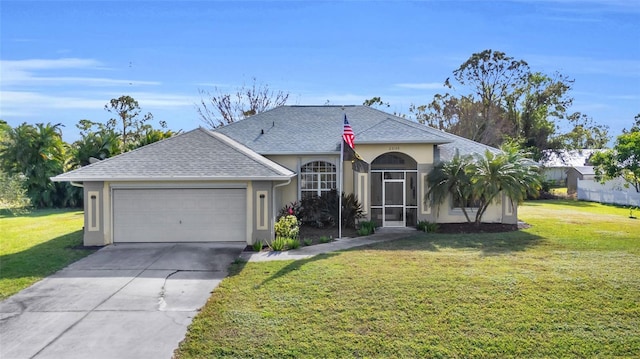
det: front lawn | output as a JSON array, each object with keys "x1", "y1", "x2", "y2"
[
  {"x1": 0, "y1": 209, "x2": 93, "y2": 300},
  {"x1": 175, "y1": 200, "x2": 640, "y2": 358}
]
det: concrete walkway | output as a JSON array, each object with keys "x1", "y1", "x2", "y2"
[
  {"x1": 0, "y1": 242, "x2": 245, "y2": 359},
  {"x1": 240, "y1": 227, "x2": 417, "y2": 262}
]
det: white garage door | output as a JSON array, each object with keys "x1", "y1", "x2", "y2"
[{"x1": 113, "y1": 188, "x2": 246, "y2": 243}]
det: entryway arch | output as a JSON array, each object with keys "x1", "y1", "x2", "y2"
[{"x1": 370, "y1": 152, "x2": 418, "y2": 227}]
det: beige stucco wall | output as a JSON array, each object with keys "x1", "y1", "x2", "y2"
[
  {"x1": 427, "y1": 193, "x2": 518, "y2": 224},
  {"x1": 83, "y1": 180, "x2": 258, "y2": 246},
  {"x1": 355, "y1": 143, "x2": 435, "y2": 164}
]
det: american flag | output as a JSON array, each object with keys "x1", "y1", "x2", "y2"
[{"x1": 342, "y1": 114, "x2": 355, "y2": 149}]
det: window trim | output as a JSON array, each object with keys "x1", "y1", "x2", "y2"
[{"x1": 298, "y1": 160, "x2": 337, "y2": 199}]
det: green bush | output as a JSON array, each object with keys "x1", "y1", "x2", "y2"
[
  {"x1": 357, "y1": 220, "x2": 376, "y2": 236},
  {"x1": 319, "y1": 235, "x2": 332, "y2": 243},
  {"x1": 274, "y1": 215, "x2": 299, "y2": 239},
  {"x1": 341, "y1": 193, "x2": 365, "y2": 228},
  {"x1": 252, "y1": 240, "x2": 263, "y2": 252},
  {"x1": 269, "y1": 237, "x2": 287, "y2": 251},
  {"x1": 303, "y1": 238, "x2": 313, "y2": 246},
  {"x1": 417, "y1": 220, "x2": 439, "y2": 233},
  {"x1": 286, "y1": 238, "x2": 300, "y2": 249}
]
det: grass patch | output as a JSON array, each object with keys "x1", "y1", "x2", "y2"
[
  {"x1": 0, "y1": 208, "x2": 93, "y2": 299},
  {"x1": 175, "y1": 200, "x2": 640, "y2": 358}
]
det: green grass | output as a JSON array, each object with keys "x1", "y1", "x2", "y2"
[
  {"x1": 175, "y1": 200, "x2": 640, "y2": 358},
  {"x1": 0, "y1": 209, "x2": 93, "y2": 299}
]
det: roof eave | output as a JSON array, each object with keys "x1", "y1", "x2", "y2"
[{"x1": 51, "y1": 174, "x2": 296, "y2": 182}]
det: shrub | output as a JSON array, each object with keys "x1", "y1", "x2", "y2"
[
  {"x1": 303, "y1": 238, "x2": 313, "y2": 246},
  {"x1": 417, "y1": 220, "x2": 439, "y2": 233},
  {"x1": 274, "y1": 215, "x2": 299, "y2": 239},
  {"x1": 286, "y1": 238, "x2": 300, "y2": 249},
  {"x1": 357, "y1": 220, "x2": 376, "y2": 236},
  {"x1": 269, "y1": 237, "x2": 287, "y2": 251},
  {"x1": 319, "y1": 235, "x2": 332, "y2": 243},
  {"x1": 298, "y1": 191, "x2": 338, "y2": 228},
  {"x1": 252, "y1": 240, "x2": 263, "y2": 252},
  {"x1": 341, "y1": 193, "x2": 365, "y2": 228},
  {"x1": 278, "y1": 202, "x2": 302, "y2": 220}
]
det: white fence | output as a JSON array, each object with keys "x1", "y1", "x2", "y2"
[{"x1": 577, "y1": 179, "x2": 640, "y2": 207}]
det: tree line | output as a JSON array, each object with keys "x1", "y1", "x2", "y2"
[
  {"x1": 0, "y1": 96, "x2": 173, "y2": 210},
  {"x1": 2, "y1": 49, "x2": 637, "y2": 212}
]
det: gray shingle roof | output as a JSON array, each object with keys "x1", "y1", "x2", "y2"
[
  {"x1": 436, "y1": 131, "x2": 501, "y2": 162},
  {"x1": 52, "y1": 128, "x2": 295, "y2": 182},
  {"x1": 215, "y1": 105, "x2": 452, "y2": 154}
]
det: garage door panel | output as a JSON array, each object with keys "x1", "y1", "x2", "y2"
[{"x1": 113, "y1": 188, "x2": 246, "y2": 243}]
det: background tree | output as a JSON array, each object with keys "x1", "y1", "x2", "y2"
[
  {"x1": 70, "y1": 96, "x2": 172, "y2": 168},
  {"x1": 416, "y1": 49, "x2": 608, "y2": 159},
  {"x1": 0, "y1": 121, "x2": 31, "y2": 212},
  {"x1": 363, "y1": 97, "x2": 390, "y2": 109},
  {"x1": 104, "y1": 95, "x2": 165, "y2": 152},
  {"x1": 197, "y1": 77, "x2": 289, "y2": 129},
  {"x1": 0, "y1": 122, "x2": 78, "y2": 207},
  {"x1": 591, "y1": 115, "x2": 640, "y2": 192}
]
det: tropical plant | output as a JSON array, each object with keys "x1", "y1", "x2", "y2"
[
  {"x1": 469, "y1": 145, "x2": 541, "y2": 225},
  {"x1": 341, "y1": 193, "x2": 365, "y2": 228},
  {"x1": 0, "y1": 122, "x2": 77, "y2": 208},
  {"x1": 426, "y1": 151, "x2": 474, "y2": 223},
  {"x1": 426, "y1": 145, "x2": 541, "y2": 226}
]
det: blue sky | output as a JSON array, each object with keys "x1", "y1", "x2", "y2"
[{"x1": 1, "y1": 0, "x2": 639, "y2": 143}]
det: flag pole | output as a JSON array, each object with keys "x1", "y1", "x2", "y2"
[{"x1": 339, "y1": 113, "x2": 344, "y2": 240}]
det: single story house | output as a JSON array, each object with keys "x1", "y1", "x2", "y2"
[
  {"x1": 566, "y1": 166, "x2": 596, "y2": 195},
  {"x1": 52, "y1": 105, "x2": 517, "y2": 246},
  {"x1": 540, "y1": 149, "x2": 601, "y2": 185}
]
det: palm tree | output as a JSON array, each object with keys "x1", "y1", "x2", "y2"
[
  {"x1": 426, "y1": 145, "x2": 541, "y2": 226},
  {"x1": 471, "y1": 145, "x2": 541, "y2": 226},
  {"x1": 426, "y1": 151, "x2": 475, "y2": 223},
  {"x1": 0, "y1": 123, "x2": 68, "y2": 207}
]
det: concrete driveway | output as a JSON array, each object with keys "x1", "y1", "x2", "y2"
[{"x1": 0, "y1": 242, "x2": 245, "y2": 359}]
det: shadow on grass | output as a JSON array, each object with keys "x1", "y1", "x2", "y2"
[
  {"x1": 256, "y1": 253, "x2": 340, "y2": 288},
  {"x1": 354, "y1": 230, "x2": 544, "y2": 257},
  {"x1": 0, "y1": 230, "x2": 94, "y2": 281}
]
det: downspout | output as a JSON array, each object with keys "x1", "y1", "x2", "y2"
[
  {"x1": 271, "y1": 178, "x2": 292, "y2": 240},
  {"x1": 70, "y1": 181, "x2": 84, "y2": 188}
]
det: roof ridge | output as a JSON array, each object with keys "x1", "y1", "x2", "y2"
[
  {"x1": 202, "y1": 128, "x2": 295, "y2": 177},
  {"x1": 52, "y1": 129, "x2": 197, "y2": 178}
]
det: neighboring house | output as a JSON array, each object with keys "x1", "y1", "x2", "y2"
[
  {"x1": 52, "y1": 105, "x2": 517, "y2": 246},
  {"x1": 541, "y1": 149, "x2": 601, "y2": 185},
  {"x1": 566, "y1": 166, "x2": 596, "y2": 195}
]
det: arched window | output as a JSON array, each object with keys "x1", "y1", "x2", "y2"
[{"x1": 299, "y1": 161, "x2": 336, "y2": 200}]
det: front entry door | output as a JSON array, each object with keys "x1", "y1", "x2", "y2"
[{"x1": 383, "y1": 176, "x2": 405, "y2": 227}]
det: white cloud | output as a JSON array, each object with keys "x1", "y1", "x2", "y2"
[
  {"x1": 1, "y1": 58, "x2": 102, "y2": 70},
  {"x1": 0, "y1": 58, "x2": 160, "y2": 87}
]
